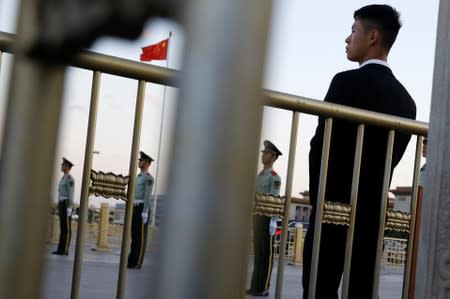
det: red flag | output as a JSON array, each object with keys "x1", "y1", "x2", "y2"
[{"x1": 140, "y1": 38, "x2": 169, "y2": 61}]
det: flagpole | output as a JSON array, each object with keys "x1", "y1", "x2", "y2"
[{"x1": 151, "y1": 31, "x2": 172, "y2": 227}]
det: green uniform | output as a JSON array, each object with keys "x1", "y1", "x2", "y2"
[
  {"x1": 58, "y1": 173, "x2": 75, "y2": 208},
  {"x1": 256, "y1": 168, "x2": 281, "y2": 195},
  {"x1": 250, "y1": 168, "x2": 281, "y2": 294},
  {"x1": 134, "y1": 171, "x2": 154, "y2": 213},
  {"x1": 128, "y1": 171, "x2": 154, "y2": 268}
]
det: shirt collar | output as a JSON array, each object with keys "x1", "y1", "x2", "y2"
[
  {"x1": 261, "y1": 167, "x2": 273, "y2": 174},
  {"x1": 360, "y1": 59, "x2": 390, "y2": 69}
]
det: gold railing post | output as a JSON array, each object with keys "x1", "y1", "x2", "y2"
[
  {"x1": 341, "y1": 124, "x2": 365, "y2": 298},
  {"x1": 308, "y1": 118, "x2": 333, "y2": 298},
  {"x1": 0, "y1": 1, "x2": 66, "y2": 298},
  {"x1": 116, "y1": 79, "x2": 146, "y2": 299},
  {"x1": 71, "y1": 70, "x2": 102, "y2": 299},
  {"x1": 96, "y1": 202, "x2": 111, "y2": 252},
  {"x1": 275, "y1": 111, "x2": 300, "y2": 299},
  {"x1": 372, "y1": 130, "x2": 396, "y2": 299},
  {"x1": 402, "y1": 136, "x2": 424, "y2": 298}
]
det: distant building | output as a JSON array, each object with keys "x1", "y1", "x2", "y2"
[
  {"x1": 289, "y1": 191, "x2": 312, "y2": 221},
  {"x1": 113, "y1": 203, "x2": 126, "y2": 224},
  {"x1": 112, "y1": 195, "x2": 166, "y2": 225},
  {"x1": 390, "y1": 186, "x2": 413, "y2": 213}
]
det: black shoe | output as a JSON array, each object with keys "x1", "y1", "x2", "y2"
[
  {"x1": 252, "y1": 291, "x2": 269, "y2": 297},
  {"x1": 246, "y1": 289, "x2": 255, "y2": 295},
  {"x1": 51, "y1": 251, "x2": 60, "y2": 255},
  {"x1": 52, "y1": 251, "x2": 69, "y2": 256},
  {"x1": 127, "y1": 264, "x2": 141, "y2": 269}
]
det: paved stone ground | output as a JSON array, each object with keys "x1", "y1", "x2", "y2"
[{"x1": 42, "y1": 244, "x2": 404, "y2": 298}]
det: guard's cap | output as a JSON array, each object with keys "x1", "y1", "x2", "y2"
[
  {"x1": 261, "y1": 140, "x2": 282, "y2": 157},
  {"x1": 139, "y1": 151, "x2": 154, "y2": 163},
  {"x1": 62, "y1": 157, "x2": 74, "y2": 168}
]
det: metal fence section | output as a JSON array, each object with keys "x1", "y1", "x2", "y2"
[
  {"x1": 273, "y1": 227, "x2": 303, "y2": 261},
  {"x1": 383, "y1": 238, "x2": 408, "y2": 266},
  {"x1": 0, "y1": 21, "x2": 429, "y2": 299}
]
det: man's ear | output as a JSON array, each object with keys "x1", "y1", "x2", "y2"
[{"x1": 368, "y1": 29, "x2": 380, "y2": 46}]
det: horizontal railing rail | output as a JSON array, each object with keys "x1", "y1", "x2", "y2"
[{"x1": 0, "y1": 31, "x2": 428, "y2": 137}]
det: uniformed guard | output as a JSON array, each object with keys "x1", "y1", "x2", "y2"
[
  {"x1": 247, "y1": 140, "x2": 282, "y2": 297},
  {"x1": 127, "y1": 151, "x2": 155, "y2": 269},
  {"x1": 52, "y1": 157, "x2": 75, "y2": 255}
]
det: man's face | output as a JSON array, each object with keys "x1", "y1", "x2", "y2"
[
  {"x1": 61, "y1": 164, "x2": 69, "y2": 173},
  {"x1": 345, "y1": 19, "x2": 371, "y2": 64},
  {"x1": 261, "y1": 151, "x2": 275, "y2": 165},
  {"x1": 422, "y1": 141, "x2": 427, "y2": 158},
  {"x1": 138, "y1": 159, "x2": 149, "y2": 169}
]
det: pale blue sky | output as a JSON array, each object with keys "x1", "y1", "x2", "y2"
[{"x1": 0, "y1": 1, "x2": 438, "y2": 206}]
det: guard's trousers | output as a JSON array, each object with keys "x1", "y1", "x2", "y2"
[
  {"x1": 250, "y1": 215, "x2": 275, "y2": 293},
  {"x1": 57, "y1": 200, "x2": 71, "y2": 254},
  {"x1": 128, "y1": 203, "x2": 149, "y2": 267}
]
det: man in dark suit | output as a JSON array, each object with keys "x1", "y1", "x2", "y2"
[{"x1": 302, "y1": 5, "x2": 416, "y2": 299}]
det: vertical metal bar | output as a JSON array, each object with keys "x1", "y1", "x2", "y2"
[
  {"x1": 0, "y1": 0, "x2": 66, "y2": 298},
  {"x1": 402, "y1": 135, "x2": 424, "y2": 298},
  {"x1": 152, "y1": 2, "x2": 273, "y2": 299},
  {"x1": 116, "y1": 79, "x2": 146, "y2": 299},
  {"x1": 341, "y1": 124, "x2": 365, "y2": 299},
  {"x1": 372, "y1": 130, "x2": 396, "y2": 299},
  {"x1": 308, "y1": 118, "x2": 333, "y2": 298},
  {"x1": 274, "y1": 111, "x2": 300, "y2": 299},
  {"x1": 70, "y1": 71, "x2": 102, "y2": 299}
]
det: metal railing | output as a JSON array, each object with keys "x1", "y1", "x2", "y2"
[
  {"x1": 0, "y1": 21, "x2": 428, "y2": 299},
  {"x1": 383, "y1": 238, "x2": 408, "y2": 266}
]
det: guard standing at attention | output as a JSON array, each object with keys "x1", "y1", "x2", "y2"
[
  {"x1": 53, "y1": 157, "x2": 75, "y2": 256},
  {"x1": 247, "y1": 140, "x2": 282, "y2": 297},
  {"x1": 127, "y1": 151, "x2": 155, "y2": 269}
]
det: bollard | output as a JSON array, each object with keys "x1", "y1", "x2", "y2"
[
  {"x1": 95, "y1": 203, "x2": 111, "y2": 252},
  {"x1": 48, "y1": 214, "x2": 60, "y2": 245},
  {"x1": 293, "y1": 226, "x2": 304, "y2": 265}
]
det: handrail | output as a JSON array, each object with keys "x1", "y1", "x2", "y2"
[
  {"x1": 0, "y1": 31, "x2": 428, "y2": 137},
  {"x1": 263, "y1": 90, "x2": 428, "y2": 136},
  {"x1": 0, "y1": 31, "x2": 178, "y2": 86}
]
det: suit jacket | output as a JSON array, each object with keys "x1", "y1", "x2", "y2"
[{"x1": 309, "y1": 63, "x2": 416, "y2": 221}]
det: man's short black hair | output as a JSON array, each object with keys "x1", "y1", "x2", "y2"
[{"x1": 354, "y1": 4, "x2": 402, "y2": 51}]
